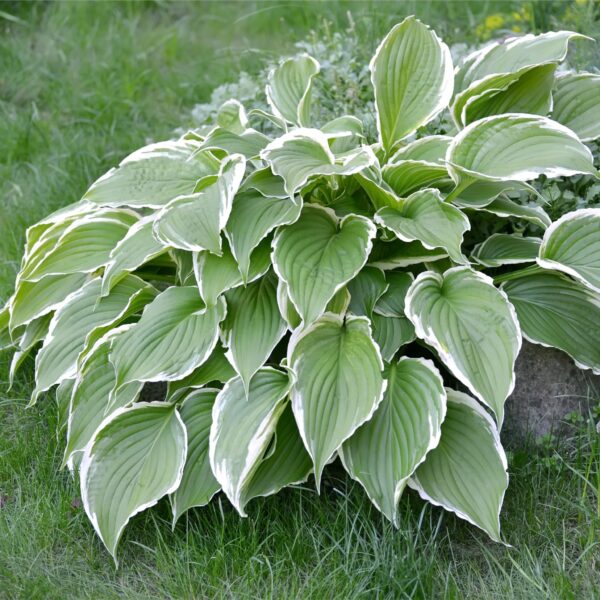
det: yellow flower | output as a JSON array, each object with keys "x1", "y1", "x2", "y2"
[
  {"x1": 484, "y1": 14, "x2": 505, "y2": 30},
  {"x1": 512, "y1": 25, "x2": 522, "y2": 32}
]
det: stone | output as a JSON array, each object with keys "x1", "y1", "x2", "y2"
[{"x1": 503, "y1": 340, "x2": 600, "y2": 444}]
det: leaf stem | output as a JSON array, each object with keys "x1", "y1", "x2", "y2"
[{"x1": 444, "y1": 178, "x2": 472, "y2": 203}]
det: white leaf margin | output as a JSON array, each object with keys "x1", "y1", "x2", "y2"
[
  {"x1": 369, "y1": 16, "x2": 454, "y2": 150},
  {"x1": 271, "y1": 205, "x2": 377, "y2": 326},
  {"x1": 80, "y1": 401, "x2": 188, "y2": 564},
  {"x1": 536, "y1": 207, "x2": 600, "y2": 294},
  {"x1": 339, "y1": 355, "x2": 447, "y2": 526},
  {"x1": 209, "y1": 367, "x2": 294, "y2": 516},
  {"x1": 408, "y1": 388, "x2": 509, "y2": 544},
  {"x1": 286, "y1": 312, "x2": 388, "y2": 487},
  {"x1": 404, "y1": 266, "x2": 522, "y2": 422}
]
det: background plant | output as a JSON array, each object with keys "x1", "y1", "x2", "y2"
[{"x1": 2, "y1": 10, "x2": 600, "y2": 568}]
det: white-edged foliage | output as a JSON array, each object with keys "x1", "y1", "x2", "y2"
[{"x1": 4, "y1": 17, "x2": 600, "y2": 562}]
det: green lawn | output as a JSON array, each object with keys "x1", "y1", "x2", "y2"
[{"x1": 1, "y1": 2, "x2": 599, "y2": 598}]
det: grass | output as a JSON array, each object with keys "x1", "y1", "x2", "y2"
[{"x1": 0, "y1": 1, "x2": 599, "y2": 598}]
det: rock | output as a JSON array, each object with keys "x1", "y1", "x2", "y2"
[{"x1": 503, "y1": 340, "x2": 600, "y2": 444}]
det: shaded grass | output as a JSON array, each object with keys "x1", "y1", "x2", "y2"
[
  {"x1": 1, "y1": 367, "x2": 599, "y2": 599},
  {"x1": 1, "y1": 1, "x2": 599, "y2": 598}
]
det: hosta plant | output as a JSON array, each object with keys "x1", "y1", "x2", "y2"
[{"x1": 3, "y1": 17, "x2": 600, "y2": 563}]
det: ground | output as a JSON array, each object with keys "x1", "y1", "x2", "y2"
[{"x1": 0, "y1": 2, "x2": 599, "y2": 598}]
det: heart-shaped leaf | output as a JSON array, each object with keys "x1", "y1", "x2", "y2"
[
  {"x1": 410, "y1": 389, "x2": 508, "y2": 542},
  {"x1": 80, "y1": 402, "x2": 187, "y2": 563},
  {"x1": 288, "y1": 313, "x2": 385, "y2": 486},
  {"x1": 472, "y1": 234, "x2": 541, "y2": 267},
  {"x1": 447, "y1": 114, "x2": 597, "y2": 187},
  {"x1": 221, "y1": 271, "x2": 287, "y2": 392},
  {"x1": 375, "y1": 189, "x2": 470, "y2": 264},
  {"x1": 273, "y1": 205, "x2": 376, "y2": 324},
  {"x1": 405, "y1": 267, "x2": 521, "y2": 423},
  {"x1": 341, "y1": 357, "x2": 446, "y2": 526}
]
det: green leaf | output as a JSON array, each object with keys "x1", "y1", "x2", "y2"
[
  {"x1": 502, "y1": 271, "x2": 600, "y2": 373},
  {"x1": 371, "y1": 314, "x2": 415, "y2": 362},
  {"x1": 83, "y1": 139, "x2": 220, "y2": 208},
  {"x1": 341, "y1": 358, "x2": 446, "y2": 526},
  {"x1": 9, "y1": 273, "x2": 89, "y2": 330},
  {"x1": 110, "y1": 286, "x2": 226, "y2": 390},
  {"x1": 390, "y1": 135, "x2": 451, "y2": 163},
  {"x1": 153, "y1": 154, "x2": 246, "y2": 255},
  {"x1": 171, "y1": 249, "x2": 195, "y2": 286},
  {"x1": 80, "y1": 402, "x2": 187, "y2": 563},
  {"x1": 247, "y1": 108, "x2": 287, "y2": 132},
  {"x1": 240, "y1": 167, "x2": 287, "y2": 199},
  {"x1": 266, "y1": 54, "x2": 320, "y2": 126},
  {"x1": 470, "y1": 195, "x2": 552, "y2": 230},
  {"x1": 209, "y1": 368, "x2": 292, "y2": 515},
  {"x1": 451, "y1": 180, "x2": 535, "y2": 209},
  {"x1": 453, "y1": 64, "x2": 557, "y2": 128},
  {"x1": 193, "y1": 238, "x2": 271, "y2": 306},
  {"x1": 55, "y1": 378, "x2": 74, "y2": 437},
  {"x1": 538, "y1": 209, "x2": 600, "y2": 293},
  {"x1": 225, "y1": 189, "x2": 301, "y2": 281},
  {"x1": 63, "y1": 330, "x2": 142, "y2": 468},
  {"x1": 382, "y1": 160, "x2": 450, "y2": 197},
  {"x1": 20, "y1": 217, "x2": 130, "y2": 282},
  {"x1": 261, "y1": 128, "x2": 375, "y2": 196},
  {"x1": 369, "y1": 239, "x2": 447, "y2": 269},
  {"x1": 243, "y1": 404, "x2": 313, "y2": 503},
  {"x1": 9, "y1": 313, "x2": 52, "y2": 387},
  {"x1": 33, "y1": 276, "x2": 155, "y2": 401},
  {"x1": 221, "y1": 271, "x2": 287, "y2": 392},
  {"x1": 199, "y1": 127, "x2": 270, "y2": 159},
  {"x1": 405, "y1": 267, "x2": 521, "y2": 423},
  {"x1": 23, "y1": 200, "x2": 97, "y2": 252},
  {"x1": 321, "y1": 115, "x2": 365, "y2": 154},
  {"x1": 551, "y1": 73, "x2": 600, "y2": 141},
  {"x1": 288, "y1": 313, "x2": 385, "y2": 486},
  {"x1": 370, "y1": 16, "x2": 453, "y2": 151},
  {"x1": 277, "y1": 279, "x2": 350, "y2": 331},
  {"x1": 216, "y1": 99, "x2": 248, "y2": 134},
  {"x1": 354, "y1": 164, "x2": 400, "y2": 210},
  {"x1": 347, "y1": 266, "x2": 388, "y2": 317},
  {"x1": 166, "y1": 344, "x2": 236, "y2": 400},
  {"x1": 171, "y1": 389, "x2": 220, "y2": 524},
  {"x1": 410, "y1": 389, "x2": 508, "y2": 542},
  {"x1": 375, "y1": 189, "x2": 470, "y2": 264},
  {"x1": 273, "y1": 205, "x2": 376, "y2": 324},
  {"x1": 472, "y1": 234, "x2": 542, "y2": 268},
  {"x1": 276, "y1": 278, "x2": 302, "y2": 331},
  {"x1": 373, "y1": 271, "x2": 414, "y2": 318},
  {"x1": 455, "y1": 30, "x2": 589, "y2": 91},
  {"x1": 447, "y1": 114, "x2": 597, "y2": 187},
  {"x1": 101, "y1": 217, "x2": 167, "y2": 296}
]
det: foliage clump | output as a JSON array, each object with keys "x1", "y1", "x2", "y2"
[{"x1": 3, "y1": 17, "x2": 600, "y2": 563}]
